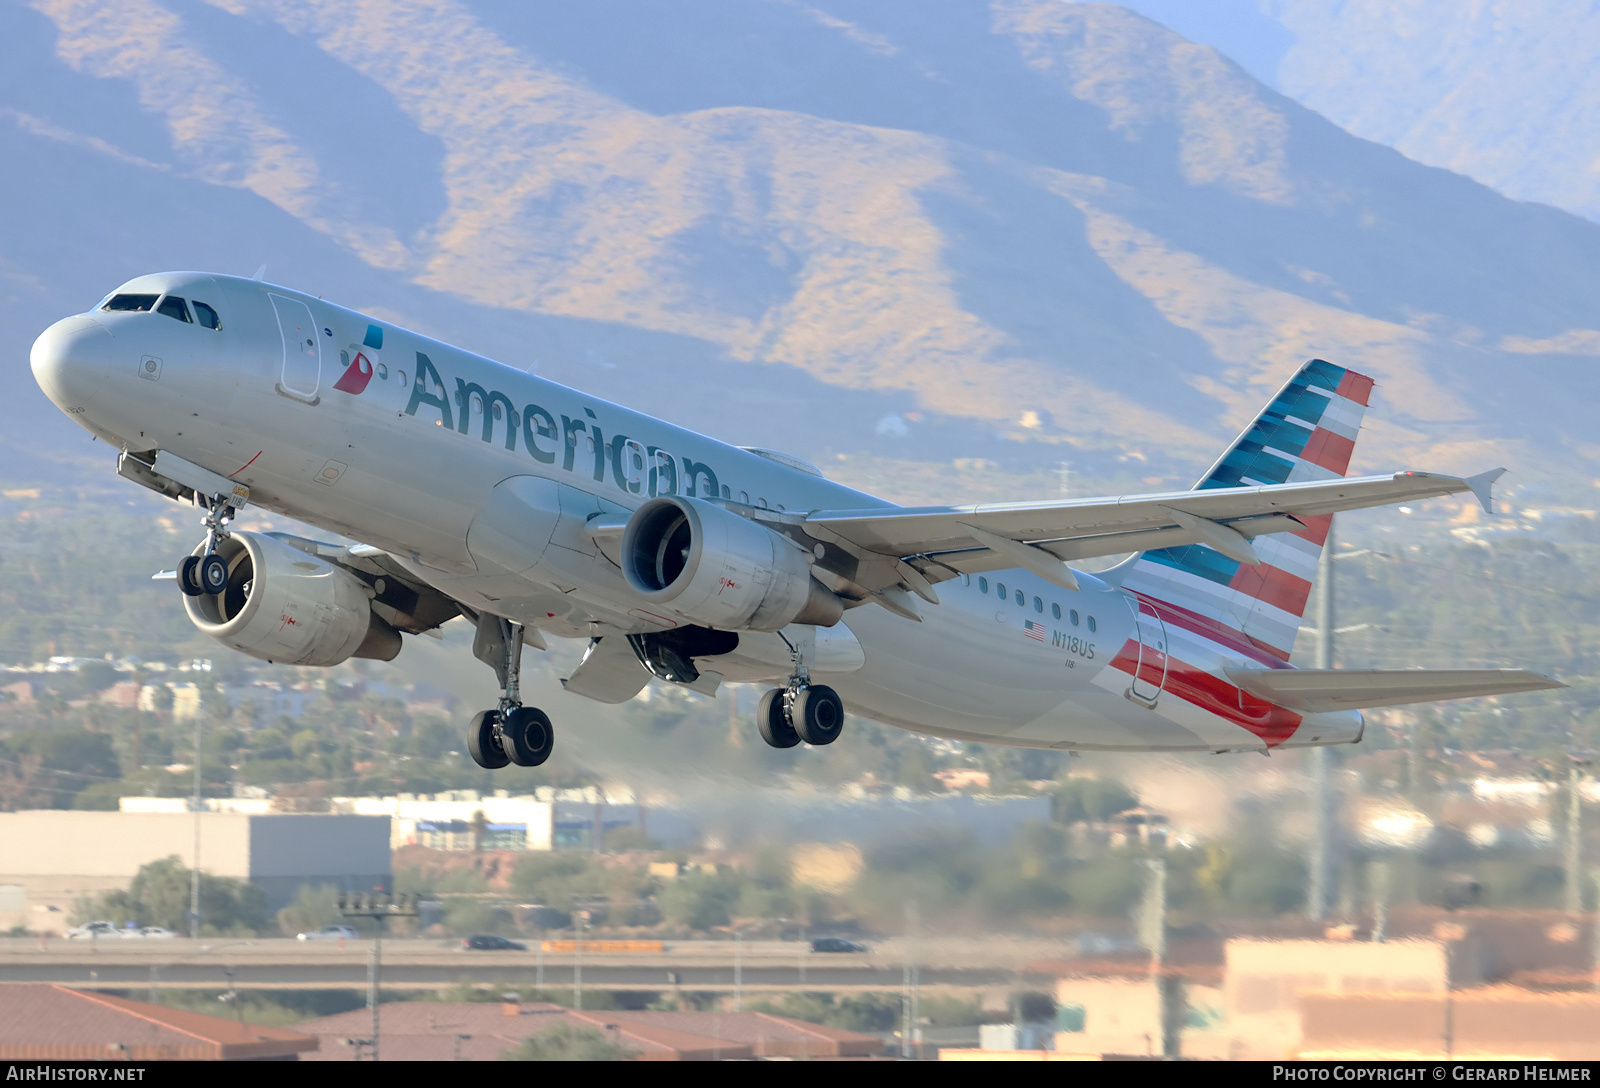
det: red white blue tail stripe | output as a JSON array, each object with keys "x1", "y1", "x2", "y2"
[
  {"x1": 1100, "y1": 360, "x2": 1374, "y2": 748},
  {"x1": 1121, "y1": 360, "x2": 1372, "y2": 661}
]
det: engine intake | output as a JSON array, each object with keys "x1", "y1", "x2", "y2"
[
  {"x1": 621, "y1": 497, "x2": 842, "y2": 631},
  {"x1": 182, "y1": 531, "x2": 401, "y2": 666}
]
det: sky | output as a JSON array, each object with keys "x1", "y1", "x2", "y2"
[{"x1": 1114, "y1": 0, "x2": 1293, "y2": 88}]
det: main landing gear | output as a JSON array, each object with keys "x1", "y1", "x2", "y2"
[
  {"x1": 467, "y1": 614, "x2": 554, "y2": 769},
  {"x1": 757, "y1": 629, "x2": 846, "y2": 749},
  {"x1": 177, "y1": 492, "x2": 236, "y2": 597}
]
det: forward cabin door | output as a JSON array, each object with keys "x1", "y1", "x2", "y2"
[
  {"x1": 1125, "y1": 596, "x2": 1170, "y2": 708},
  {"x1": 269, "y1": 293, "x2": 321, "y2": 403}
]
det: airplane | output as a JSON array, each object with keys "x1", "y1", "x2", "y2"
[{"x1": 29, "y1": 272, "x2": 1564, "y2": 768}]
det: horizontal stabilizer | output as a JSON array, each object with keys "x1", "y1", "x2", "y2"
[{"x1": 1225, "y1": 667, "x2": 1565, "y2": 713}]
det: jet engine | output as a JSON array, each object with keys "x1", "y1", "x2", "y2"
[
  {"x1": 621, "y1": 497, "x2": 843, "y2": 631},
  {"x1": 181, "y1": 531, "x2": 401, "y2": 666}
]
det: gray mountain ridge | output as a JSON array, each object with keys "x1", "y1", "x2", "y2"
[{"x1": 3, "y1": 1, "x2": 1597, "y2": 501}]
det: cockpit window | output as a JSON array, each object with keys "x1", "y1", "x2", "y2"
[
  {"x1": 192, "y1": 301, "x2": 221, "y2": 330},
  {"x1": 156, "y1": 296, "x2": 193, "y2": 323},
  {"x1": 102, "y1": 294, "x2": 158, "y2": 312}
]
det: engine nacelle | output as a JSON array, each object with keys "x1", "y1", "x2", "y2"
[
  {"x1": 182, "y1": 531, "x2": 401, "y2": 666},
  {"x1": 621, "y1": 497, "x2": 843, "y2": 631}
]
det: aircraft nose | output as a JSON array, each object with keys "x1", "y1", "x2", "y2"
[{"x1": 31, "y1": 315, "x2": 114, "y2": 411}]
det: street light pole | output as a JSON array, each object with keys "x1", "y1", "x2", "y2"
[
  {"x1": 573, "y1": 910, "x2": 587, "y2": 1010},
  {"x1": 189, "y1": 711, "x2": 202, "y2": 939},
  {"x1": 367, "y1": 923, "x2": 381, "y2": 1059},
  {"x1": 1306, "y1": 521, "x2": 1334, "y2": 922},
  {"x1": 1565, "y1": 756, "x2": 1591, "y2": 915},
  {"x1": 338, "y1": 892, "x2": 418, "y2": 1063}
]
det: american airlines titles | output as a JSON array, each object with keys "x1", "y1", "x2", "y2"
[{"x1": 404, "y1": 352, "x2": 724, "y2": 501}]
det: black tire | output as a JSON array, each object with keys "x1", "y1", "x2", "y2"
[
  {"x1": 502, "y1": 706, "x2": 554, "y2": 767},
  {"x1": 757, "y1": 688, "x2": 801, "y2": 749},
  {"x1": 793, "y1": 684, "x2": 845, "y2": 746},
  {"x1": 466, "y1": 709, "x2": 510, "y2": 769},
  {"x1": 178, "y1": 555, "x2": 205, "y2": 597},
  {"x1": 199, "y1": 553, "x2": 229, "y2": 595}
]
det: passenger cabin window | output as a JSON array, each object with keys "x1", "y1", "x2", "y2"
[
  {"x1": 1052, "y1": 603, "x2": 1061, "y2": 620},
  {"x1": 1014, "y1": 590, "x2": 1024, "y2": 606},
  {"x1": 1070, "y1": 609, "x2": 1080, "y2": 626},
  {"x1": 102, "y1": 294, "x2": 158, "y2": 312},
  {"x1": 1034, "y1": 596, "x2": 1044, "y2": 613},
  {"x1": 192, "y1": 301, "x2": 221, "y2": 330},
  {"x1": 978, "y1": 577, "x2": 988, "y2": 593},
  {"x1": 156, "y1": 296, "x2": 192, "y2": 323},
  {"x1": 996, "y1": 582, "x2": 1006, "y2": 599},
  {"x1": 1088, "y1": 616, "x2": 1097, "y2": 632}
]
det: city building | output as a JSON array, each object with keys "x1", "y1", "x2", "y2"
[
  {"x1": 0, "y1": 810, "x2": 391, "y2": 929},
  {"x1": 1004, "y1": 911, "x2": 1600, "y2": 1060},
  {"x1": 0, "y1": 985, "x2": 317, "y2": 1060},
  {"x1": 121, "y1": 790, "x2": 659, "y2": 852},
  {"x1": 1298, "y1": 987, "x2": 1600, "y2": 1060},
  {"x1": 295, "y1": 1000, "x2": 882, "y2": 1060}
]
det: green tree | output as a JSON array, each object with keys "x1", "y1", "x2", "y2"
[
  {"x1": 276, "y1": 883, "x2": 340, "y2": 937},
  {"x1": 749, "y1": 993, "x2": 898, "y2": 1032},
  {"x1": 657, "y1": 872, "x2": 738, "y2": 930},
  {"x1": 87, "y1": 856, "x2": 270, "y2": 934},
  {"x1": 501, "y1": 1024, "x2": 634, "y2": 1061},
  {"x1": 1050, "y1": 777, "x2": 1138, "y2": 823}
]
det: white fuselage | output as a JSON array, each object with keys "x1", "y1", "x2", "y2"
[{"x1": 31, "y1": 271, "x2": 1362, "y2": 752}]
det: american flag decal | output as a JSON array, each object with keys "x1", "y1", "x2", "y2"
[{"x1": 1023, "y1": 620, "x2": 1047, "y2": 642}]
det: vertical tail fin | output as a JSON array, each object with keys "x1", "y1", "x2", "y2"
[{"x1": 1120, "y1": 360, "x2": 1374, "y2": 661}]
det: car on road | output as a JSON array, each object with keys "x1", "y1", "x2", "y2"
[
  {"x1": 66, "y1": 921, "x2": 120, "y2": 940},
  {"x1": 809, "y1": 938, "x2": 869, "y2": 953},
  {"x1": 462, "y1": 935, "x2": 527, "y2": 951},
  {"x1": 297, "y1": 924, "x2": 360, "y2": 941},
  {"x1": 121, "y1": 926, "x2": 176, "y2": 939}
]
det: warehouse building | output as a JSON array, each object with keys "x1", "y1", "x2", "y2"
[{"x1": 0, "y1": 809, "x2": 391, "y2": 932}]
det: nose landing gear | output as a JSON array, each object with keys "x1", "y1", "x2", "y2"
[
  {"x1": 466, "y1": 614, "x2": 555, "y2": 769},
  {"x1": 177, "y1": 492, "x2": 236, "y2": 598}
]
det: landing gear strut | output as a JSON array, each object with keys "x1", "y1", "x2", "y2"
[
  {"x1": 757, "y1": 629, "x2": 846, "y2": 749},
  {"x1": 467, "y1": 614, "x2": 554, "y2": 769},
  {"x1": 178, "y1": 492, "x2": 236, "y2": 598}
]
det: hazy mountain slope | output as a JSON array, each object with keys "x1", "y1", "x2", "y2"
[
  {"x1": 1274, "y1": 0, "x2": 1600, "y2": 225},
  {"x1": 4, "y1": 0, "x2": 1599, "y2": 500}
]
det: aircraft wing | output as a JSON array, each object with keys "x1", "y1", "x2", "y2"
[
  {"x1": 797, "y1": 470, "x2": 1499, "y2": 600},
  {"x1": 1224, "y1": 667, "x2": 1566, "y2": 712}
]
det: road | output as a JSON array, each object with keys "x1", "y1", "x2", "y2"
[{"x1": 0, "y1": 937, "x2": 1069, "y2": 994}]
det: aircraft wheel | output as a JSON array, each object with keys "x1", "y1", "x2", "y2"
[
  {"x1": 199, "y1": 553, "x2": 229, "y2": 595},
  {"x1": 757, "y1": 688, "x2": 801, "y2": 749},
  {"x1": 502, "y1": 706, "x2": 554, "y2": 767},
  {"x1": 466, "y1": 709, "x2": 510, "y2": 769},
  {"x1": 178, "y1": 555, "x2": 205, "y2": 597},
  {"x1": 793, "y1": 685, "x2": 845, "y2": 746}
]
